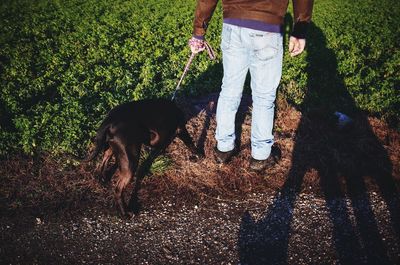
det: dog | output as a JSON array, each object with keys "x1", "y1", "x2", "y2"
[{"x1": 86, "y1": 98, "x2": 204, "y2": 216}]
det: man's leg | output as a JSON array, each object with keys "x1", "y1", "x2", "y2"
[
  {"x1": 248, "y1": 30, "x2": 283, "y2": 160},
  {"x1": 216, "y1": 24, "x2": 250, "y2": 153}
]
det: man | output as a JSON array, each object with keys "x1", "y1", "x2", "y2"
[{"x1": 189, "y1": 0, "x2": 314, "y2": 171}]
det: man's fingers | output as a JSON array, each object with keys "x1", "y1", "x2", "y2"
[
  {"x1": 288, "y1": 37, "x2": 300, "y2": 56},
  {"x1": 289, "y1": 37, "x2": 306, "y2": 57},
  {"x1": 297, "y1": 39, "x2": 306, "y2": 53},
  {"x1": 290, "y1": 40, "x2": 300, "y2": 56},
  {"x1": 192, "y1": 46, "x2": 205, "y2": 54},
  {"x1": 288, "y1": 38, "x2": 295, "y2": 53},
  {"x1": 297, "y1": 45, "x2": 305, "y2": 54},
  {"x1": 191, "y1": 46, "x2": 202, "y2": 54},
  {"x1": 291, "y1": 45, "x2": 302, "y2": 56}
]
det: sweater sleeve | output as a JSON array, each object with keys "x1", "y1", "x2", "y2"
[
  {"x1": 292, "y1": 0, "x2": 314, "y2": 39},
  {"x1": 192, "y1": 0, "x2": 219, "y2": 37}
]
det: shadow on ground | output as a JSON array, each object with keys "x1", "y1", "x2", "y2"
[{"x1": 238, "y1": 23, "x2": 400, "y2": 265}]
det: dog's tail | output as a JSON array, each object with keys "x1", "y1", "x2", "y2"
[{"x1": 84, "y1": 121, "x2": 111, "y2": 162}]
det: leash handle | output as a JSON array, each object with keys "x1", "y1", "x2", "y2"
[{"x1": 171, "y1": 41, "x2": 216, "y2": 101}]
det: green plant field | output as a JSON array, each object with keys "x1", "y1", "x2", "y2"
[{"x1": 0, "y1": 0, "x2": 399, "y2": 155}]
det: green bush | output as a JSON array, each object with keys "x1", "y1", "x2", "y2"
[
  {"x1": 281, "y1": 0, "x2": 400, "y2": 120},
  {"x1": 0, "y1": 0, "x2": 398, "y2": 155}
]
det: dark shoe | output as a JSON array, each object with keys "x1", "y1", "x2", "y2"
[
  {"x1": 249, "y1": 145, "x2": 281, "y2": 172},
  {"x1": 214, "y1": 146, "x2": 237, "y2": 164}
]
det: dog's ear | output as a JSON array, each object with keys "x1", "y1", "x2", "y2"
[{"x1": 149, "y1": 129, "x2": 160, "y2": 146}]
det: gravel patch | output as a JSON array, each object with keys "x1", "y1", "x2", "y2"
[{"x1": 1, "y1": 191, "x2": 399, "y2": 265}]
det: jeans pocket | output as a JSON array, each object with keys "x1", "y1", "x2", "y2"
[
  {"x1": 221, "y1": 23, "x2": 233, "y2": 50},
  {"x1": 251, "y1": 32, "x2": 279, "y2": 60}
]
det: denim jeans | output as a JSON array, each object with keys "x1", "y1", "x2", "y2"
[{"x1": 216, "y1": 23, "x2": 283, "y2": 160}]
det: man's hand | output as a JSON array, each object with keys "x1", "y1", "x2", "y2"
[
  {"x1": 188, "y1": 37, "x2": 205, "y2": 54},
  {"x1": 288, "y1": 36, "x2": 306, "y2": 57}
]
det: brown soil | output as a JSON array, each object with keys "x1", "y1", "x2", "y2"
[{"x1": 1, "y1": 93, "x2": 399, "y2": 264}]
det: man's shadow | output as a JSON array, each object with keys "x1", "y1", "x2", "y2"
[{"x1": 238, "y1": 22, "x2": 400, "y2": 264}]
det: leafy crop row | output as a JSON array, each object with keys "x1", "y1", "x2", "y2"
[{"x1": 0, "y1": 0, "x2": 398, "y2": 155}]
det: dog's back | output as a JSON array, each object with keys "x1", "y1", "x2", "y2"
[{"x1": 87, "y1": 99, "x2": 185, "y2": 161}]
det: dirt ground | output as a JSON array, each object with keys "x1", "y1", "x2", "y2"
[{"x1": 1, "y1": 93, "x2": 399, "y2": 264}]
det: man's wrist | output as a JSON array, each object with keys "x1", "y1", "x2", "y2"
[
  {"x1": 291, "y1": 21, "x2": 309, "y2": 39},
  {"x1": 192, "y1": 35, "x2": 205, "y2": 41}
]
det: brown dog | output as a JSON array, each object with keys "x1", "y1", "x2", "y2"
[{"x1": 86, "y1": 99, "x2": 204, "y2": 216}]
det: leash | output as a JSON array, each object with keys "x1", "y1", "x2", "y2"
[{"x1": 171, "y1": 41, "x2": 216, "y2": 101}]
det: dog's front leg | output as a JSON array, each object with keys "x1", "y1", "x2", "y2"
[
  {"x1": 115, "y1": 174, "x2": 130, "y2": 216},
  {"x1": 177, "y1": 127, "x2": 205, "y2": 160},
  {"x1": 127, "y1": 147, "x2": 164, "y2": 214},
  {"x1": 127, "y1": 174, "x2": 143, "y2": 215}
]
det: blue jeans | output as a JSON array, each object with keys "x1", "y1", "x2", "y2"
[{"x1": 216, "y1": 23, "x2": 283, "y2": 160}]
